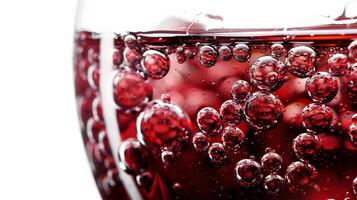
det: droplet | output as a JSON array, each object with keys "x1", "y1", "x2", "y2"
[
  {"x1": 113, "y1": 69, "x2": 153, "y2": 111},
  {"x1": 231, "y1": 80, "x2": 251, "y2": 102},
  {"x1": 245, "y1": 92, "x2": 284, "y2": 131},
  {"x1": 348, "y1": 40, "x2": 357, "y2": 60},
  {"x1": 250, "y1": 56, "x2": 287, "y2": 91},
  {"x1": 192, "y1": 132, "x2": 209, "y2": 152},
  {"x1": 197, "y1": 45, "x2": 218, "y2": 67},
  {"x1": 221, "y1": 126, "x2": 245, "y2": 151},
  {"x1": 220, "y1": 100, "x2": 244, "y2": 125},
  {"x1": 261, "y1": 151, "x2": 283, "y2": 173},
  {"x1": 136, "y1": 170, "x2": 154, "y2": 187},
  {"x1": 118, "y1": 138, "x2": 149, "y2": 174},
  {"x1": 286, "y1": 46, "x2": 316, "y2": 78},
  {"x1": 196, "y1": 107, "x2": 223, "y2": 136},
  {"x1": 142, "y1": 50, "x2": 170, "y2": 79},
  {"x1": 235, "y1": 158, "x2": 263, "y2": 187},
  {"x1": 285, "y1": 161, "x2": 318, "y2": 191},
  {"x1": 218, "y1": 45, "x2": 233, "y2": 61},
  {"x1": 292, "y1": 133, "x2": 320, "y2": 161},
  {"x1": 208, "y1": 143, "x2": 226, "y2": 164},
  {"x1": 137, "y1": 100, "x2": 192, "y2": 154},
  {"x1": 264, "y1": 174, "x2": 285, "y2": 195},
  {"x1": 301, "y1": 103, "x2": 333, "y2": 134},
  {"x1": 328, "y1": 53, "x2": 349, "y2": 76},
  {"x1": 233, "y1": 43, "x2": 250, "y2": 62},
  {"x1": 305, "y1": 72, "x2": 338, "y2": 103}
]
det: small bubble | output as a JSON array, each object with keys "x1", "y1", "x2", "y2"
[
  {"x1": 136, "y1": 171, "x2": 154, "y2": 187},
  {"x1": 328, "y1": 53, "x2": 349, "y2": 76},
  {"x1": 233, "y1": 44, "x2": 250, "y2": 62},
  {"x1": 235, "y1": 158, "x2": 263, "y2": 187},
  {"x1": 142, "y1": 50, "x2": 170, "y2": 79},
  {"x1": 261, "y1": 152, "x2": 283, "y2": 173},
  {"x1": 196, "y1": 107, "x2": 223, "y2": 136},
  {"x1": 198, "y1": 45, "x2": 218, "y2": 67},
  {"x1": 271, "y1": 43, "x2": 285, "y2": 58},
  {"x1": 161, "y1": 150, "x2": 175, "y2": 164},
  {"x1": 348, "y1": 40, "x2": 357, "y2": 60},
  {"x1": 220, "y1": 100, "x2": 244, "y2": 125},
  {"x1": 208, "y1": 143, "x2": 226, "y2": 164},
  {"x1": 124, "y1": 34, "x2": 137, "y2": 48},
  {"x1": 285, "y1": 161, "x2": 318, "y2": 191},
  {"x1": 305, "y1": 72, "x2": 338, "y2": 103},
  {"x1": 118, "y1": 138, "x2": 149, "y2": 174},
  {"x1": 218, "y1": 45, "x2": 233, "y2": 61},
  {"x1": 301, "y1": 103, "x2": 333, "y2": 134},
  {"x1": 192, "y1": 132, "x2": 209, "y2": 152},
  {"x1": 286, "y1": 46, "x2": 316, "y2": 78},
  {"x1": 264, "y1": 174, "x2": 285, "y2": 195},
  {"x1": 231, "y1": 80, "x2": 251, "y2": 102},
  {"x1": 221, "y1": 126, "x2": 246, "y2": 151},
  {"x1": 292, "y1": 133, "x2": 320, "y2": 162}
]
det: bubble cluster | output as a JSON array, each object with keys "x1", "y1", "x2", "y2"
[
  {"x1": 118, "y1": 139, "x2": 149, "y2": 174},
  {"x1": 208, "y1": 143, "x2": 226, "y2": 164},
  {"x1": 196, "y1": 107, "x2": 223, "y2": 136},
  {"x1": 192, "y1": 132, "x2": 209, "y2": 152},
  {"x1": 261, "y1": 151, "x2": 283, "y2": 173},
  {"x1": 198, "y1": 45, "x2": 218, "y2": 67},
  {"x1": 348, "y1": 40, "x2": 357, "y2": 60},
  {"x1": 285, "y1": 161, "x2": 318, "y2": 191},
  {"x1": 218, "y1": 45, "x2": 233, "y2": 61},
  {"x1": 113, "y1": 69, "x2": 153, "y2": 110},
  {"x1": 235, "y1": 158, "x2": 263, "y2": 187},
  {"x1": 286, "y1": 46, "x2": 316, "y2": 78},
  {"x1": 271, "y1": 43, "x2": 285, "y2": 58},
  {"x1": 264, "y1": 174, "x2": 285, "y2": 195},
  {"x1": 142, "y1": 50, "x2": 170, "y2": 79},
  {"x1": 231, "y1": 80, "x2": 251, "y2": 102},
  {"x1": 328, "y1": 53, "x2": 349, "y2": 76},
  {"x1": 305, "y1": 72, "x2": 338, "y2": 103},
  {"x1": 220, "y1": 100, "x2": 244, "y2": 125},
  {"x1": 245, "y1": 92, "x2": 284, "y2": 131},
  {"x1": 250, "y1": 56, "x2": 287, "y2": 91},
  {"x1": 301, "y1": 103, "x2": 333, "y2": 134},
  {"x1": 221, "y1": 126, "x2": 245, "y2": 151},
  {"x1": 292, "y1": 133, "x2": 320, "y2": 162},
  {"x1": 137, "y1": 99, "x2": 192, "y2": 154},
  {"x1": 233, "y1": 44, "x2": 250, "y2": 62}
]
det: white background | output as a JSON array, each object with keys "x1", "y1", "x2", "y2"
[
  {"x1": 0, "y1": 0, "x2": 100, "y2": 199},
  {"x1": 0, "y1": 0, "x2": 356, "y2": 200}
]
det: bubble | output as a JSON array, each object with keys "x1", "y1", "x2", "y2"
[
  {"x1": 245, "y1": 92, "x2": 285, "y2": 131},
  {"x1": 87, "y1": 64, "x2": 100, "y2": 90},
  {"x1": 220, "y1": 100, "x2": 244, "y2": 125},
  {"x1": 118, "y1": 138, "x2": 149, "y2": 174},
  {"x1": 102, "y1": 169, "x2": 119, "y2": 194},
  {"x1": 161, "y1": 149, "x2": 175, "y2": 164},
  {"x1": 137, "y1": 100, "x2": 192, "y2": 154},
  {"x1": 196, "y1": 107, "x2": 223, "y2": 136},
  {"x1": 286, "y1": 46, "x2": 316, "y2": 78},
  {"x1": 352, "y1": 177, "x2": 357, "y2": 197},
  {"x1": 264, "y1": 174, "x2": 285, "y2": 195},
  {"x1": 250, "y1": 56, "x2": 287, "y2": 91},
  {"x1": 124, "y1": 34, "x2": 137, "y2": 48},
  {"x1": 92, "y1": 97, "x2": 103, "y2": 121},
  {"x1": 175, "y1": 46, "x2": 186, "y2": 64},
  {"x1": 292, "y1": 133, "x2": 320, "y2": 162},
  {"x1": 221, "y1": 126, "x2": 246, "y2": 151},
  {"x1": 235, "y1": 158, "x2": 263, "y2": 187},
  {"x1": 123, "y1": 47, "x2": 141, "y2": 65},
  {"x1": 271, "y1": 43, "x2": 285, "y2": 58},
  {"x1": 160, "y1": 93, "x2": 171, "y2": 103},
  {"x1": 348, "y1": 64, "x2": 357, "y2": 98},
  {"x1": 348, "y1": 40, "x2": 357, "y2": 60},
  {"x1": 197, "y1": 45, "x2": 218, "y2": 67},
  {"x1": 184, "y1": 48, "x2": 195, "y2": 60},
  {"x1": 328, "y1": 53, "x2": 349, "y2": 76},
  {"x1": 208, "y1": 143, "x2": 226, "y2": 164},
  {"x1": 305, "y1": 72, "x2": 338, "y2": 103},
  {"x1": 141, "y1": 50, "x2": 170, "y2": 79},
  {"x1": 285, "y1": 161, "x2": 318, "y2": 191},
  {"x1": 113, "y1": 49, "x2": 123, "y2": 66},
  {"x1": 261, "y1": 151, "x2": 283, "y2": 173},
  {"x1": 231, "y1": 80, "x2": 251, "y2": 102},
  {"x1": 233, "y1": 43, "x2": 250, "y2": 62},
  {"x1": 218, "y1": 45, "x2": 233, "y2": 61},
  {"x1": 113, "y1": 69, "x2": 153, "y2": 110},
  {"x1": 301, "y1": 103, "x2": 333, "y2": 134},
  {"x1": 352, "y1": 114, "x2": 357, "y2": 124},
  {"x1": 86, "y1": 118, "x2": 105, "y2": 144},
  {"x1": 348, "y1": 124, "x2": 357, "y2": 147},
  {"x1": 192, "y1": 132, "x2": 209, "y2": 152},
  {"x1": 136, "y1": 170, "x2": 154, "y2": 187}
]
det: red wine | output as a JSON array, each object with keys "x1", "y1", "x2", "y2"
[{"x1": 74, "y1": 26, "x2": 357, "y2": 200}]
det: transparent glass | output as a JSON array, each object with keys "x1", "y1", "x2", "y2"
[{"x1": 74, "y1": 0, "x2": 357, "y2": 199}]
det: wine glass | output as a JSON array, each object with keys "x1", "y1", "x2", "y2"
[{"x1": 74, "y1": 0, "x2": 357, "y2": 199}]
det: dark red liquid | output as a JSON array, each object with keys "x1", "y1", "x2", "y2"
[{"x1": 74, "y1": 28, "x2": 357, "y2": 200}]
